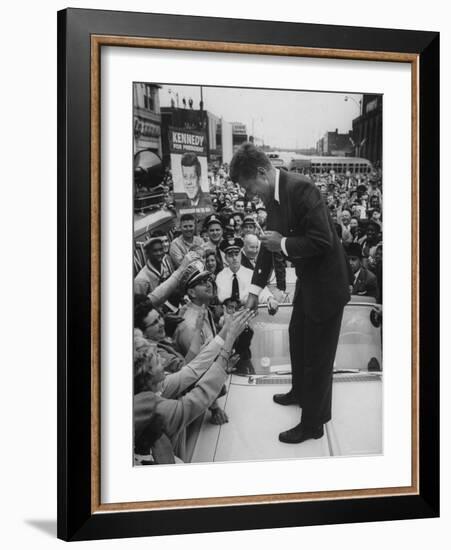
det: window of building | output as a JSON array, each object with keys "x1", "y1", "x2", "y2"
[{"x1": 143, "y1": 85, "x2": 155, "y2": 111}]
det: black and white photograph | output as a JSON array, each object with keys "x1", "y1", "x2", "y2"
[
  {"x1": 133, "y1": 83, "x2": 383, "y2": 466},
  {"x1": 1, "y1": 0, "x2": 445, "y2": 544}
]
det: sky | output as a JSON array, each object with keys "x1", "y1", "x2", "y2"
[{"x1": 158, "y1": 84, "x2": 363, "y2": 150}]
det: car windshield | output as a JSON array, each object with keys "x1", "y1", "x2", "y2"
[{"x1": 250, "y1": 301, "x2": 381, "y2": 375}]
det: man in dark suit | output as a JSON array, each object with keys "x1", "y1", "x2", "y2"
[
  {"x1": 230, "y1": 143, "x2": 350, "y2": 444},
  {"x1": 241, "y1": 224, "x2": 287, "y2": 292},
  {"x1": 240, "y1": 234, "x2": 260, "y2": 270}
]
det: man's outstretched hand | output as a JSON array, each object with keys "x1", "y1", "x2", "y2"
[
  {"x1": 209, "y1": 407, "x2": 229, "y2": 425},
  {"x1": 267, "y1": 297, "x2": 279, "y2": 316},
  {"x1": 260, "y1": 231, "x2": 283, "y2": 253},
  {"x1": 245, "y1": 293, "x2": 259, "y2": 311}
]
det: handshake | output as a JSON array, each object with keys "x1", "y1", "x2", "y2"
[{"x1": 245, "y1": 293, "x2": 279, "y2": 316}]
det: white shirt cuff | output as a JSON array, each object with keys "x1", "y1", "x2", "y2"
[
  {"x1": 281, "y1": 237, "x2": 288, "y2": 256},
  {"x1": 249, "y1": 284, "x2": 263, "y2": 297},
  {"x1": 214, "y1": 335, "x2": 225, "y2": 346}
]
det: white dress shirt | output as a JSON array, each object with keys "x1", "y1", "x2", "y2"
[
  {"x1": 250, "y1": 169, "x2": 287, "y2": 297},
  {"x1": 274, "y1": 169, "x2": 289, "y2": 257},
  {"x1": 215, "y1": 265, "x2": 273, "y2": 305}
]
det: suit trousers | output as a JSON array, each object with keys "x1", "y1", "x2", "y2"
[{"x1": 289, "y1": 280, "x2": 344, "y2": 427}]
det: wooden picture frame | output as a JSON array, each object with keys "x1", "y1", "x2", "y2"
[{"x1": 57, "y1": 8, "x2": 439, "y2": 541}]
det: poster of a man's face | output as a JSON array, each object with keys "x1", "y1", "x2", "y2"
[
  {"x1": 181, "y1": 153, "x2": 201, "y2": 201},
  {"x1": 170, "y1": 128, "x2": 212, "y2": 219}
]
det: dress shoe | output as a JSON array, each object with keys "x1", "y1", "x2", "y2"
[
  {"x1": 273, "y1": 392, "x2": 299, "y2": 406},
  {"x1": 278, "y1": 422, "x2": 324, "y2": 444},
  {"x1": 367, "y1": 357, "x2": 381, "y2": 372}
]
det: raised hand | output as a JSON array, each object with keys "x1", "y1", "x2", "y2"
[
  {"x1": 245, "y1": 293, "x2": 259, "y2": 311},
  {"x1": 179, "y1": 250, "x2": 202, "y2": 270},
  {"x1": 224, "y1": 353, "x2": 241, "y2": 374},
  {"x1": 260, "y1": 230, "x2": 283, "y2": 252},
  {"x1": 228, "y1": 309, "x2": 256, "y2": 341}
]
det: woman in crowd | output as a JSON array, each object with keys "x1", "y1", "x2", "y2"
[
  {"x1": 205, "y1": 249, "x2": 219, "y2": 276},
  {"x1": 134, "y1": 386, "x2": 176, "y2": 465},
  {"x1": 133, "y1": 308, "x2": 255, "y2": 461}
]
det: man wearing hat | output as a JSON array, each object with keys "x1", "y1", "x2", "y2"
[
  {"x1": 134, "y1": 235, "x2": 174, "y2": 296},
  {"x1": 174, "y1": 264, "x2": 217, "y2": 359},
  {"x1": 242, "y1": 214, "x2": 259, "y2": 237},
  {"x1": 347, "y1": 243, "x2": 377, "y2": 298},
  {"x1": 202, "y1": 214, "x2": 226, "y2": 271},
  {"x1": 216, "y1": 237, "x2": 277, "y2": 309},
  {"x1": 230, "y1": 143, "x2": 350, "y2": 444},
  {"x1": 174, "y1": 260, "x2": 229, "y2": 424},
  {"x1": 215, "y1": 237, "x2": 278, "y2": 373}
]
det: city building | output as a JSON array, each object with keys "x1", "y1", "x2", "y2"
[
  {"x1": 133, "y1": 83, "x2": 162, "y2": 156},
  {"x1": 351, "y1": 95, "x2": 383, "y2": 166},
  {"x1": 160, "y1": 108, "x2": 250, "y2": 164},
  {"x1": 215, "y1": 121, "x2": 249, "y2": 159},
  {"x1": 316, "y1": 129, "x2": 354, "y2": 156},
  {"x1": 160, "y1": 105, "x2": 220, "y2": 163}
]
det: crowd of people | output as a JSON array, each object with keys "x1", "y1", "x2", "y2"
[{"x1": 133, "y1": 153, "x2": 383, "y2": 465}]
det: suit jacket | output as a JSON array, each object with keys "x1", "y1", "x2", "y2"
[
  {"x1": 242, "y1": 251, "x2": 286, "y2": 291},
  {"x1": 352, "y1": 267, "x2": 377, "y2": 298},
  {"x1": 241, "y1": 252, "x2": 257, "y2": 271},
  {"x1": 252, "y1": 170, "x2": 350, "y2": 322}
]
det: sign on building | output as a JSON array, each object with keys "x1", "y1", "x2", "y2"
[{"x1": 169, "y1": 127, "x2": 213, "y2": 221}]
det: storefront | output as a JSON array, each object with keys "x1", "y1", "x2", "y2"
[{"x1": 133, "y1": 83, "x2": 162, "y2": 156}]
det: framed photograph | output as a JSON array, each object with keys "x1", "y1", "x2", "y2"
[{"x1": 57, "y1": 8, "x2": 439, "y2": 541}]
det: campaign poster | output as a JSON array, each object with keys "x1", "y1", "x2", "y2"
[{"x1": 169, "y1": 127, "x2": 213, "y2": 221}]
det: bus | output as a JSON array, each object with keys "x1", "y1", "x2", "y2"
[
  {"x1": 267, "y1": 152, "x2": 288, "y2": 170},
  {"x1": 289, "y1": 155, "x2": 373, "y2": 176}
]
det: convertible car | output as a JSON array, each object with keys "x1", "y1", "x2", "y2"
[{"x1": 188, "y1": 295, "x2": 382, "y2": 464}]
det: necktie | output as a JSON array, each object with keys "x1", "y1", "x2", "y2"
[
  {"x1": 231, "y1": 273, "x2": 240, "y2": 303},
  {"x1": 206, "y1": 307, "x2": 216, "y2": 336},
  {"x1": 215, "y1": 246, "x2": 223, "y2": 271}
]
